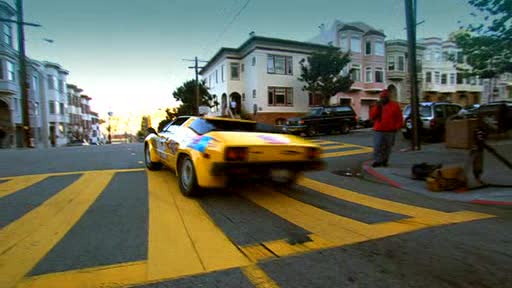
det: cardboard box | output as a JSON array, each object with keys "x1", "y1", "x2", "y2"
[{"x1": 445, "y1": 118, "x2": 480, "y2": 149}]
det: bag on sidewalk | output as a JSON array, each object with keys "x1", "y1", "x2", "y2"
[
  {"x1": 426, "y1": 166, "x2": 467, "y2": 192},
  {"x1": 412, "y1": 162, "x2": 442, "y2": 180}
]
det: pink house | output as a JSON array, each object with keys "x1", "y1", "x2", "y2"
[{"x1": 310, "y1": 21, "x2": 387, "y2": 120}]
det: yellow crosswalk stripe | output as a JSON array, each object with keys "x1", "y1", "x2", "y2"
[
  {"x1": 0, "y1": 171, "x2": 114, "y2": 288},
  {"x1": 0, "y1": 168, "x2": 144, "y2": 181},
  {"x1": 0, "y1": 175, "x2": 48, "y2": 198},
  {"x1": 147, "y1": 170, "x2": 249, "y2": 280},
  {"x1": 16, "y1": 261, "x2": 147, "y2": 288},
  {"x1": 298, "y1": 178, "x2": 494, "y2": 223},
  {"x1": 321, "y1": 147, "x2": 373, "y2": 158},
  {"x1": 241, "y1": 265, "x2": 281, "y2": 288}
]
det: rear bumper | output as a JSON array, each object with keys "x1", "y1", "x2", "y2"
[
  {"x1": 211, "y1": 160, "x2": 325, "y2": 176},
  {"x1": 282, "y1": 125, "x2": 307, "y2": 134}
]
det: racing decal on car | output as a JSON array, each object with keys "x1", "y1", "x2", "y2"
[
  {"x1": 188, "y1": 135, "x2": 213, "y2": 153},
  {"x1": 258, "y1": 134, "x2": 291, "y2": 144}
]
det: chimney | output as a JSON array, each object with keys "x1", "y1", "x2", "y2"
[{"x1": 249, "y1": 31, "x2": 255, "y2": 37}]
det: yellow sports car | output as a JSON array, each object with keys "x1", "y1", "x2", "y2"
[{"x1": 144, "y1": 116, "x2": 324, "y2": 196}]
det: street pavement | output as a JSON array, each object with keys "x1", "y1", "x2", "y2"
[{"x1": 0, "y1": 131, "x2": 511, "y2": 288}]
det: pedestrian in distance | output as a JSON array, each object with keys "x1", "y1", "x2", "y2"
[{"x1": 369, "y1": 89, "x2": 403, "y2": 167}]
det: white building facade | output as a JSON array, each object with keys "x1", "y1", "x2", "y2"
[{"x1": 200, "y1": 36, "x2": 335, "y2": 125}]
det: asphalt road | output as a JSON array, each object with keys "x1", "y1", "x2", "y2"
[{"x1": 0, "y1": 130, "x2": 511, "y2": 288}]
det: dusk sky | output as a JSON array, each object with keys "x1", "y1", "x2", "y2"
[{"x1": 18, "y1": 0, "x2": 477, "y2": 119}]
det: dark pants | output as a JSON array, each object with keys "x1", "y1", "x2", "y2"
[{"x1": 373, "y1": 131, "x2": 396, "y2": 164}]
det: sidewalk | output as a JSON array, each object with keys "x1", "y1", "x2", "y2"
[{"x1": 362, "y1": 139, "x2": 512, "y2": 206}]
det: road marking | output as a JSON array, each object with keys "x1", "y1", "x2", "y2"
[
  {"x1": 0, "y1": 171, "x2": 114, "y2": 288},
  {"x1": 0, "y1": 175, "x2": 48, "y2": 198},
  {"x1": 298, "y1": 178, "x2": 494, "y2": 223},
  {"x1": 321, "y1": 144, "x2": 359, "y2": 151},
  {"x1": 241, "y1": 265, "x2": 280, "y2": 288},
  {"x1": 0, "y1": 168, "x2": 145, "y2": 181},
  {"x1": 16, "y1": 261, "x2": 146, "y2": 288},
  {"x1": 147, "y1": 171, "x2": 249, "y2": 281},
  {"x1": 321, "y1": 147, "x2": 373, "y2": 158},
  {"x1": 146, "y1": 171, "x2": 204, "y2": 280}
]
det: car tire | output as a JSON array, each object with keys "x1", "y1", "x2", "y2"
[
  {"x1": 340, "y1": 123, "x2": 350, "y2": 134},
  {"x1": 178, "y1": 155, "x2": 199, "y2": 196},
  {"x1": 145, "y1": 144, "x2": 162, "y2": 171},
  {"x1": 306, "y1": 126, "x2": 318, "y2": 137}
]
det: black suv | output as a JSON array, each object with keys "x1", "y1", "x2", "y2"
[{"x1": 283, "y1": 106, "x2": 357, "y2": 137}]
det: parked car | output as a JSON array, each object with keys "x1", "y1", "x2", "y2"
[
  {"x1": 402, "y1": 102, "x2": 462, "y2": 141},
  {"x1": 473, "y1": 101, "x2": 512, "y2": 133},
  {"x1": 144, "y1": 116, "x2": 324, "y2": 196},
  {"x1": 66, "y1": 139, "x2": 90, "y2": 147},
  {"x1": 283, "y1": 105, "x2": 357, "y2": 137}
]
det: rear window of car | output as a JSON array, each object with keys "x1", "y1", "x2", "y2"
[
  {"x1": 189, "y1": 118, "x2": 257, "y2": 135},
  {"x1": 419, "y1": 105, "x2": 432, "y2": 117}
]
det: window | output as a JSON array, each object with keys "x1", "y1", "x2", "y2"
[
  {"x1": 60, "y1": 103, "x2": 65, "y2": 115},
  {"x1": 308, "y1": 93, "x2": 323, "y2": 106},
  {"x1": 398, "y1": 56, "x2": 405, "y2": 71},
  {"x1": 268, "y1": 87, "x2": 293, "y2": 106},
  {"x1": 241, "y1": 63, "x2": 244, "y2": 73},
  {"x1": 375, "y1": 68, "x2": 383, "y2": 83},
  {"x1": 426, "y1": 72, "x2": 432, "y2": 83},
  {"x1": 251, "y1": 56, "x2": 256, "y2": 66},
  {"x1": 230, "y1": 63, "x2": 240, "y2": 80},
  {"x1": 450, "y1": 73, "x2": 456, "y2": 85},
  {"x1": 14, "y1": 98, "x2": 19, "y2": 112},
  {"x1": 221, "y1": 65, "x2": 224, "y2": 82},
  {"x1": 252, "y1": 89, "x2": 256, "y2": 98},
  {"x1": 215, "y1": 70, "x2": 218, "y2": 83},
  {"x1": 434, "y1": 72, "x2": 440, "y2": 84},
  {"x1": 242, "y1": 93, "x2": 245, "y2": 101},
  {"x1": 0, "y1": 60, "x2": 3, "y2": 79},
  {"x1": 470, "y1": 76, "x2": 476, "y2": 85},
  {"x1": 375, "y1": 41, "x2": 384, "y2": 56},
  {"x1": 47, "y1": 75, "x2": 56, "y2": 89},
  {"x1": 49, "y1": 101, "x2": 56, "y2": 114},
  {"x1": 388, "y1": 56, "x2": 395, "y2": 71},
  {"x1": 350, "y1": 35, "x2": 361, "y2": 53},
  {"x1": 7, "y1": 60, "x2": 15, "y2": 81},
  {"x1": 32, "y1": 75, "x2": 39, "y2": 94},
  {"x1": 365, "y1": 67, "x2": 372, "y2": 83},
  {"x1": 434, "y1": 49, "x2": 442, "y2": 62},
  {"x1": 3, "y1": 23, "x2": 12, "y2": 47},
  {"x1": 456, "y1": 73, "x2": 463, "y2": 84},
  {"x1": 441, "y1": 74, "x2": 447, "y2": 85},
  {"x1": 350, "y1": 64, "x2": 361, "y2": 82},
  {"x1": 340, "y1": 33, "x2": 348, "y2": 51},
  {"x1": 58, "y1": 80, "x2": 64, "y2": 92},
  {"x1": 456, "y1": 52, "x2": 464, "y2": 64},
  {"x1": 365, "y1": 40, "x2": 372, "y2": 55},
  {"x1": 267, "y1": 55, "x2": 293, "y2": 75}
]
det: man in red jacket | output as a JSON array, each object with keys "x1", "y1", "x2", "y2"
[{"x1": 370, "y1": 89, "x2": 403, "y2": 167}]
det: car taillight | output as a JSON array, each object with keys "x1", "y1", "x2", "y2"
[
  {"x1": 225, "y1": 147, "x2": 248, "y2": 161},
  {"x1": 299, "y1": 120, "x2": 305, "y2": 125},
  {"x1": 430, "y1": 119, "x2": 436, "y2": 128},
  {"x1": 307, "y1": 147, "x2": 321, "y2": 159}
]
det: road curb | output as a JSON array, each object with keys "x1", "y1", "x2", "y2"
[{"x1": 361, "y1": 160, "x2": 512, "y2": 207}]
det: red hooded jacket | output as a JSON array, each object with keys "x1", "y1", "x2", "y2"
[{"x1": 370, "y1": 101, "x2": 403, "y2": 132}]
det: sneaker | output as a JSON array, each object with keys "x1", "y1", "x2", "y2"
[{"x1": 371, "y1": 162, "x2": 382, "y2": 168}]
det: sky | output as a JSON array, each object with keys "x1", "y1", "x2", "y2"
[{"x1": 16, "y1": 0, "x2": 478, "y2": 120}]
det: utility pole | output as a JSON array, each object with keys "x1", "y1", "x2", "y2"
[
  {"x1": 405, "y1": 0, "x2": 421, "y2": 150},
  {"x1": 183, "y1": 57, "x2": 208, "y2": 115},
  {"x1": 16, "y1": 0, "x2": 32, "y2": 147}
]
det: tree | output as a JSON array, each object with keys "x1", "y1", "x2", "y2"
[
  {"x1": 298, "y1": 48, "x2": 353, "y2": 106},
  {"x1": 172, "y1": 79, "x2": 213, "y2": 115},
  {"x1": 454, "y1": 0, "x2": 512, "y2": 80}
]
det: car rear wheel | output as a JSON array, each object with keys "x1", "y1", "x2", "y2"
[
  {"x1": 306, "y1": 126, "x2": 318, "y2": 137},
  {"x1": 144, "y1": 144, "x2": 162, "y2": 171},
  {"x1": 178, "y1": 156, "x2": 199, "y2": 196},
  {"x1": 340, "y1": 123, "x2": 350, "y2": 134}
]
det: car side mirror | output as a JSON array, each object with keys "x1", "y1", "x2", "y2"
[{"x1": 147, "y1": 127, "x2": 158, "y2": 135}]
